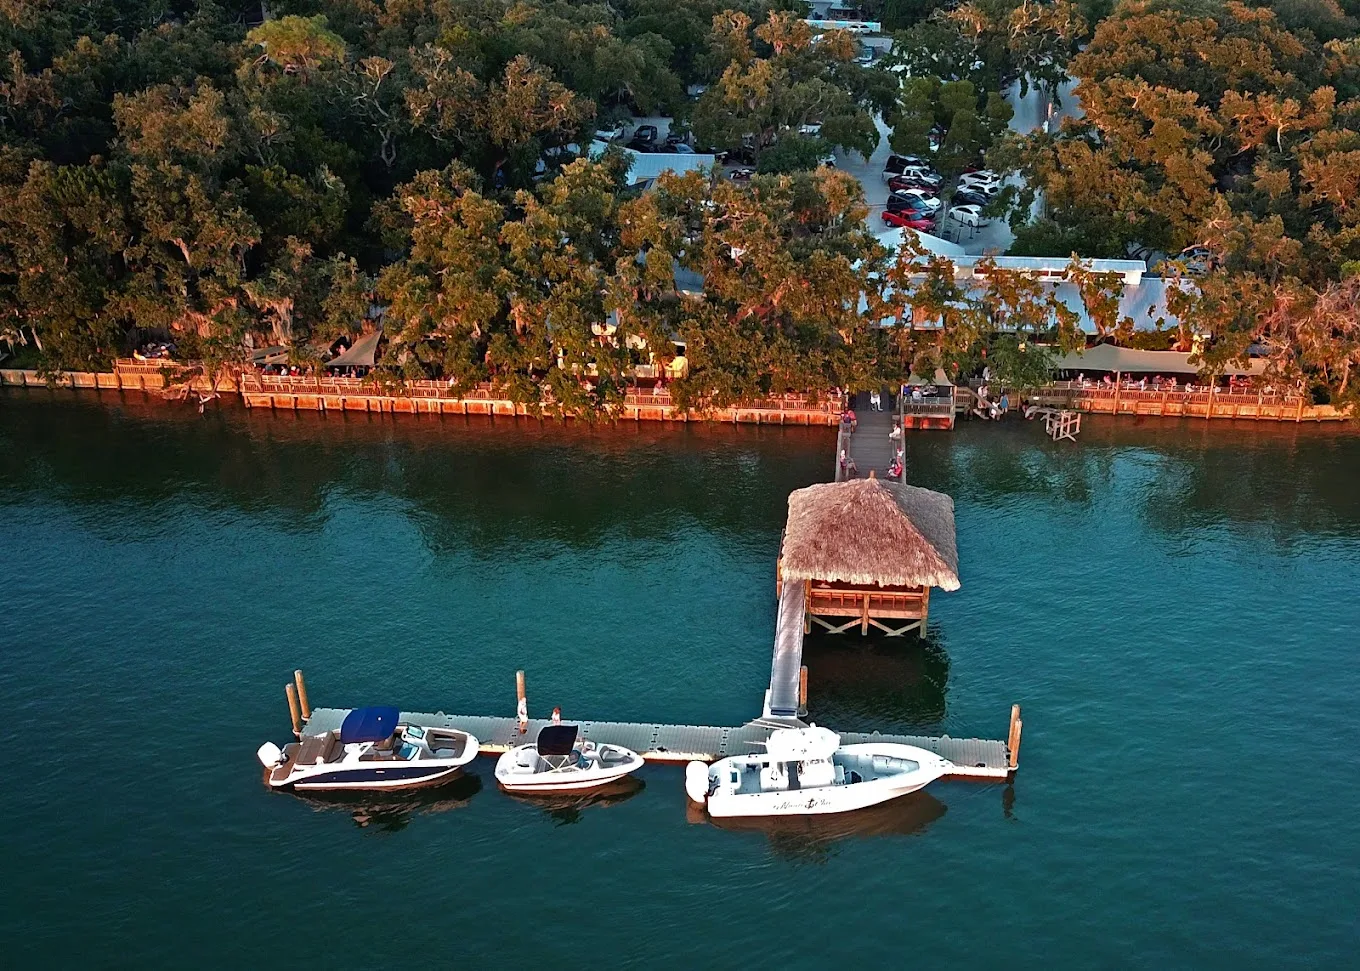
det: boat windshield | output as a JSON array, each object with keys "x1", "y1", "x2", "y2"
[{"x1": 405, "y1": 725, "x2": 426, "y2": 741}]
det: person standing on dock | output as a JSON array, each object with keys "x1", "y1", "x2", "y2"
[
  {"x1": 517, "y1": 695, "x2": 528, "y2": 734},
  {"x1": 552, "y1": 706, "x2": 562, "y2": 725}
]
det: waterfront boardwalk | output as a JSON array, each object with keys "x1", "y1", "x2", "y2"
[
  {"x1": 299, "y1": 706, "x2": 1014, "y2": 781},
  {"x1": 836, "y1": 390, "x2": 898, "y2": 481}
]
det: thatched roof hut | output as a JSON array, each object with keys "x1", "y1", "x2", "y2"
[{"x1": 781, "y1": 479, "x2": 960, "y2": 591}]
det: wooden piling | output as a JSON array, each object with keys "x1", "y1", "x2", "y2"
[
  {"x1": 798, "y1": 665, "x2": 809, "y2": 709},
  {"x1": 1007, "y1": 703, "x2": 1023, "y2": 770},
  {"x1": 294, "y1": 669, "x2": 311, "y2": 720},
  {"x1": 286, "y1": 683, "x2": 302, "y2": 737}
]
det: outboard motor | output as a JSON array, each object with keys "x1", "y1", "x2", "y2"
[
  {"x1": 684, "y1": 761, "x2": 711, "y2": 804},
  {"x1": 256, "y1": 742, "x2": 284, "y2": 769}
]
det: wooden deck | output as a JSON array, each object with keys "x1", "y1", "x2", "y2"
[
  {"x1": 1030, "y1": 384, "x2": 1347, "y2": 422},
  {"x1": 299, "y1": 707, "x2": 1014, "y2": 781}
]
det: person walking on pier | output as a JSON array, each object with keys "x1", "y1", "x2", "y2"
[{"x1": 869, "y1": 390, "x2": 882, "y2": 411}]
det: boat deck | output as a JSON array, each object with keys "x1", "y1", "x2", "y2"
[{"x1": 300, "y1": 708, "x2": 1012, "y2": 781}]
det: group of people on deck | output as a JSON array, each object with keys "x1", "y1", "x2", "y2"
[{"x1": 837, "y1": 410, "x2": 905, "y2": 481}]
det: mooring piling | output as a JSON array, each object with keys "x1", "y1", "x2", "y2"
[
  {"x1": 286, "y1": 682, "x2": 302, "y2": 737},
  {"x1": 1008, "y1": 704, "x2": 1023, "y2": 770},
  {"x1": 294, "y1": 669, "x2": 310, "y2": 720}
]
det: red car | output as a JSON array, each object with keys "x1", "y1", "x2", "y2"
[
  {"x1": 882, "y1": 210, "x2": 934, "y2": 229},
  {"x1": 887, "y1": 175, "x2": 940, "y2": 194}
]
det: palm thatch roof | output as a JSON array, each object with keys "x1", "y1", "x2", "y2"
[{"x1": 781, "y1": 479, "x2": 960, "y2": 590}]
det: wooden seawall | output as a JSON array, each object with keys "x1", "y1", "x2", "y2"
[{"x1": 0, "y1": 366, "x2": 844, "y2": 427}]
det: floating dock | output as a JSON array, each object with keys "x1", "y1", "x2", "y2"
[
  {"x1": 298, "y1": 706, "x2": 1015, "y2": 781},
  {"x1": 273, "y1": 382, "x2": 1022, "y2": 786}
]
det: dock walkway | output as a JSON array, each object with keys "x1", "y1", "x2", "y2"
[
  {"x1": 300, "y1": 706, "x2": 1012, "y2": 781},
  {"x1": 836, "y1": 390, "x2": 899, "y2": 481},
  {"x1": 766, "y1": 579, "x2": 807, "y2": 717}
]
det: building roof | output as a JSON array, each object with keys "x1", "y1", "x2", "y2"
[
  {"x1": 1051, "y1": 344, "x2": 1266, "y2": 376},
  {"x1": 588, "y1": 140, "x2": 716, "y2": 186},
  {"x1": 876, "y1": 226, "x2": 968, "y2": 259},
  {"x1": 324, "y1": 330, "x2": 382, "y2": 368},
  {"x1": 781, "y1": 479, "x2": 960, "y2": 590}
]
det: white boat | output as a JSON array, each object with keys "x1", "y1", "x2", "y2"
[
  {"x1": 257, "y1": 706, "x2": 479, "y2": 792},
  {"x1": 495, "y1": 725, "x2": 644, "y2": 794},
  {"x1": 685, "y1": 725, "x2": 951, "y2": 817}
]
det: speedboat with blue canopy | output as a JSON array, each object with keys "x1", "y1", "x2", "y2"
[
  {"x1": 494, "y1": 725, "x2": 644, "y2": 794},
  {"x1": 257, "y1": 707, "x2": 479, "y2": 792}
]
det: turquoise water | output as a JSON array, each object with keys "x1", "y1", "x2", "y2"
[{"x1": 2, "y1": 392, "x2": 1358, "y2": 966}]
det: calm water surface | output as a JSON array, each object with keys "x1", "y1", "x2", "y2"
[{"x1": 2, "y1": 392, "x2": 1358, "y2": 966}]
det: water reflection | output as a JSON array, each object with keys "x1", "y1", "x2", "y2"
[
  {"x1": 692, "y1": 792, "x2": 948, "y2": 861},
  {"x1": 502, "y1": 776, "x2": 646, "y2": 826},
  {"x1": 802, "y1": 629, "x2": 950, "y2": 729},
  {"x1": 0, "y1": 392, "x2": 832, "y2": 551},
  {"x1": 289, "y1": 772, "x2": 484, "y2": 832}
]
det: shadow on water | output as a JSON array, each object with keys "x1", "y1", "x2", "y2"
[
  {"x1": 501, "y1": 776, "x2": 646, "y2": 826},
  {"x1": 802, "y1": 627, "x2": 951, "y2": 732},
  {"x1": 690, "y1": 792, "x2": 948, "y2": 862},
  {"x1": 287, "y1": 771, "x2": 484, "y2": 832}
]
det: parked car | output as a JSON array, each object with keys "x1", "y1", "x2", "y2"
[
  {"x1": 595, "y1": 121, "x2": 630, "y2": 142},
  {"x1": 951, "y1": 189, "x2": 991, "y2": 208},
  {"x1": 798, "y1": 123, "x2": 823, "y2": 136},
  {"x1": 633, "y1": 124, "x2": 659, "y2": 144},
  {"x1": 857, "y1": 45, "x2": 875, "y2": 65},
  {"x1": 887, "y1": 175, "x2": 940, "y2": 194},
  {"x1": 889, "y1": 188, "x2": 942, "y2": 211},
  {"x1": 958, "y1": 172, "x2": 1002, "y2": 190},
  {"x1": 728, "y1": 167, "x2": 755, "y2": 183},
  {"x1": 1174, "y1": 245, "x2": 1216, "y2": 276},
  {"x1": 818, "y1": 153, "x2": 837, "y2": 168},
  {"x1": 957, "y1": 177, "x2": 1001, "y2": 197},
  {"x1": 887, "y1": 193, "x2": 940, "y2": 216},
  {"x1": 881, "y1": 154, "x2": 931, "y2": 181},
  {"x1": 947, "y1": 204, "x2": 989, "y2": 228},
  {"x1": 882, "y1": 210, "x2": 935, "y2": 230},
  {"x1": 900, "y1": 166, "x2": 943, "y2": 187}
]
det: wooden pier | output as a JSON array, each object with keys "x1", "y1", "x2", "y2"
[{"x1": 297, "y1": 705, "x2": 1017, "y2": 781}]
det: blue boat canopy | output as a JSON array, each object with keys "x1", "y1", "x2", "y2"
[
  {"x1": 340, "y1": 706, "x2": 400, "y2": 744},
  {"x1": 536, "y1": 725, "x2": 579, "y2": 756}
]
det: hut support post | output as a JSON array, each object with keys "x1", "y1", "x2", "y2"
[
  {"x1": 861, "y1": 593, "x2": 870, "y2": 635},
  {"x1": 286, "y1": 683, "x2": 301, "y2": 737},
  {"x1": 920, "y1": 587, "x2": 931, "y2": 630},
  {"x1": 798, "y1": 665, "x2": 809, "y2": 717},
  {"x1": 293, "y1": 669, "x2": 310, "y2": 720}
]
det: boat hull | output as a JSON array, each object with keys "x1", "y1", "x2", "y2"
[
  {"x1": 496, "y1": 765, "x2": 639, "y2": 794},
  {"x1": 704, "y1": 773, "x2": 934, "y2": 817},
  {"x1": 290, "y1": 764, "x2": 467, "y2": 792},
  {"x1": 699, "y1": 742, "x2": 951, "y2": 818}
]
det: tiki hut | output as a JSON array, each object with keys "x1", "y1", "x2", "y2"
[{"x1": 778, "y1": 478, "x2": 959, "y2": 635}]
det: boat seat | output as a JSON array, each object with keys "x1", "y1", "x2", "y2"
[
  {"x1": 433, "y1": 748, "x2": 457, "y2": 760},
  {"x1": 515, "y1": 748, "x2": 538, "y2": 771},
  {"x1": 834, "y1": 764, "x2": 846, "y2": 784}
]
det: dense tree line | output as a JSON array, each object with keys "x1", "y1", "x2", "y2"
[
  {"x1": 0, "y1": 0, "x2": 1084, "y2": 409},
  {"x1": 6, "y1": 1, "x2": 1360, "y2": 412},
  {"x1": 992, "y1": 0, "x2": 1360, "y2": 407}
]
